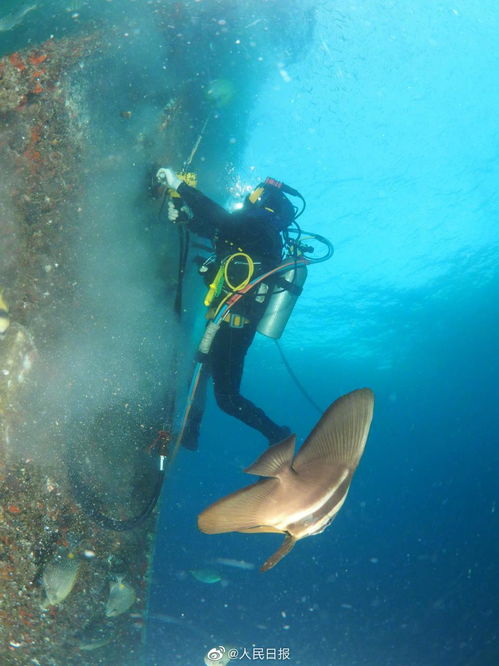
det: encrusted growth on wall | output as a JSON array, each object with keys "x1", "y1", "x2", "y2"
[{"x1": 0, "y1": 2, "x2": 315, "y2": 663}]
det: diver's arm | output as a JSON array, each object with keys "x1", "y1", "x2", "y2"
[
  {"x1": 177, "y1": 182, "x2": 231, "y2": 238},
  {"x1": 156, "y1": 168, "x2": 233, "y2": 238},
  {"x1": 177, "y1": 183, "x2": 227, "y2": 223}
]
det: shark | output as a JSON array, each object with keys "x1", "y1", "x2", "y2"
[
  {"x1": 198, "y1": 388, "x2": 374, "y2": 572},
  {"x1": 0, "y1": 4, "x2": 36, "y2": 32}
]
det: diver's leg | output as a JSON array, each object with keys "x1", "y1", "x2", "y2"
[{"x1": 211, "y1": 323, "x2": 290, "y2": 444}]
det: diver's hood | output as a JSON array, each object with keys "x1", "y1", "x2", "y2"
[
  {"x1": 237, "y1": 203, "x2": 291, "y2": 232},
  {"x1": 244, "y1": 178, "x2": 298, "y2": 229}
]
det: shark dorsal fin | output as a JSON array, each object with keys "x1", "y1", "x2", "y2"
[
  {"x1": 244, "y1": 435, "x2": 296, "y2": 477},
  {"x1": 294, "y1": 388, "x2": 374, "y2": 472}
]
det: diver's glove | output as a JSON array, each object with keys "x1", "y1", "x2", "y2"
[
  {"x1": 156, "y1": 167, "x2": 182, "y2": 190},
  {"x1": 167, "y1": 201, "x2": 179, "y2": 222},
  {"x1": 167, "y1": 200, "x2": 192, "y2": 224}
]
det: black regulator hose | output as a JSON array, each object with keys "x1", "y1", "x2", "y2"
[
  {"x1": 157, "y1": 187, "x2": 190, "y2": 319},
  {"x1": 67, "y1": 459, "x2": 165, "y2": 531},
  {"x1": 174, "y1": 225, "x2": 190, "y2": 317},
  {"x1": 274, "y1": 340, "x2": 324, "y2": 416}
]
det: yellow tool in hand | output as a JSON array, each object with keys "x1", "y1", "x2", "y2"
[{"x1": 169, "y1": 171, "x2": 197, "y2": 198}]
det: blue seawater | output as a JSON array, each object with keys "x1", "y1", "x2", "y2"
[{"x1": 148, "y1": 1, "x2": 499, "y2": 665}]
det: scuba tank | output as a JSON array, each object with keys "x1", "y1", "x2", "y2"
[{"x1": 256, "y1": 261, "x2": 308, "y2": 339}]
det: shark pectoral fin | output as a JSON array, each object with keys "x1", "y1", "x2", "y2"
[
  {"x1": 198, "y1": 479, "x2": 279, "y2": 534},
  {"x1": 260, "y1": 534, "x2": 297, "y2": 572},
  {"x1": 244, "y1": 435, "x2": 296, "y2": 477}
]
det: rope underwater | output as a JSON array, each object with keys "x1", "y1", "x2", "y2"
[{"x1": 273, "y1": 340, "x2": 323, "y2": 415}]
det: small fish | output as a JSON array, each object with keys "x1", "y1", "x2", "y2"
[
  {"x1": 64, "y1": 0, "x2": 85, "y2": 12},
  {"x1": 0, "y1": 4, "x2": 36, "y2": 32},
  {"x1": 74, "y1": 618, "x2": 115, "y2": 651},
  {"x1": 205, "y1": 79, "x2": 235, "y2": 107},
  {"x1": 79, "y1": 636, "x2": 113, "y2": 651},
  {"x1": 0, "y1": 289, "x2": 9, "y2": 336},
  {"x1": 105, "y1": 576, "x2": 136, "y2": 617},
  {"x1": 189, "y1": 568, "x2": 223, "y2": 584},
  {"x1": 148, "y1": 613, "x2": 213, "y2": 642},
  {"x1": 42, "y1": 552, "x2": 80, "y2": 606},
  {"x1": 320, "y1": 39, "x2": 332, "y2": 56},
  {"x1": 198, "y1": 388, "x2": 374, "y2": 571},
  {"x1": 212, "y1": 557, "x2": 255, "y2": 571},
  {"x1": 244, "y1": 18, "x2": 263, "y2": 30}
]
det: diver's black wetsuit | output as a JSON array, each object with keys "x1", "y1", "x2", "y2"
[{"x1": 177, "y1": 182, "x2": 290, "y2": 447}]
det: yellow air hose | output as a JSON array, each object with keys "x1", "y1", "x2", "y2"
[
  {"x1": 205, "y1": 252, "x2": 255, "y2": 313},
  {"x1": 214, "y1": 252, "x2": 254, "y2": 318},
  {"x1": 223, "y1": 252, "x2": 254, "y2": 291}
]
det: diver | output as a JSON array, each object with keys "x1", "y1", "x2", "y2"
[{"x1": 156, "y1": 167, "x2": 300, "y2": 449}]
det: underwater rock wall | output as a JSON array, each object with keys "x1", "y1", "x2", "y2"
[
  {"x1": 0, "y1": 33, "x2": 157, "y2": 666},
  {"x1": 0, "y1": 2, "x2": 315, "y2": 664}
]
